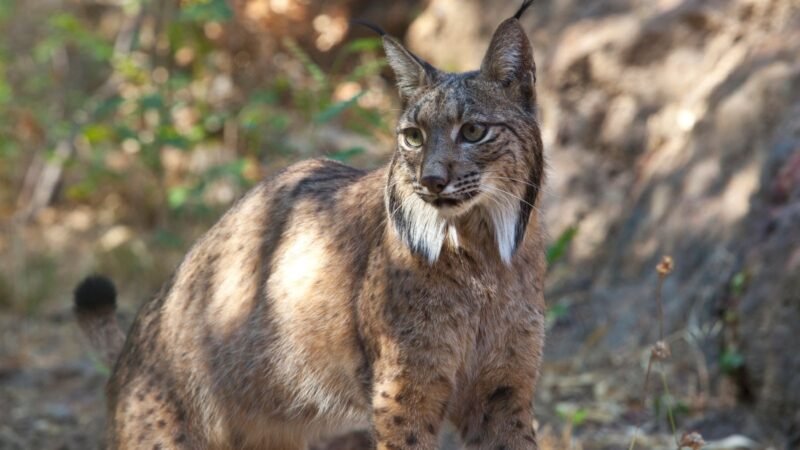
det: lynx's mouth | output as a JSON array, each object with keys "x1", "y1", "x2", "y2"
[
  {"x1": 416, "y1": 189, "x2": 479, "y2": 208},
  {"x1": 416, "y1": 190, "x2": 478, "y2": 207}
]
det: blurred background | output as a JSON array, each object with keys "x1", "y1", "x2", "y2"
[{"x1": 0, "y1": 0, "x2": 798, "y2": 448}]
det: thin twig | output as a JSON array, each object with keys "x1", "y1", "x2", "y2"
[
  {"x1": 629, "y1": 255, "x2": 678, "y2": 450},
  {"x1": 657, "y1": 275, "x2": 665, "y2": 341},
  {"x1": 659, "y1": 363, "x2": 679, "y2": 447}
]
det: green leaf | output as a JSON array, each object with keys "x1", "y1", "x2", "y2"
[
  {"x1": 314, "y1": 91, "x2": 365, "y2": 124},
  {"x1": 730, "y1": 271, "x2": 748, "y2": 296},
  {"x1": 267, "y1": 113, "x2": 290, "y2": 133},
  {"x1": 89, "y1": 353, "x2": 111, "y2": 376},
  {"x1": 82, "y1": 124, "x2": 113, "y2": 144},
  {"x1": 113, "y1": 125, "x2": 137, "y2": 141},
  {"x1": 283, "y1": 38, "x2": 327, "y2": 86},
  {"x1": 168, "y1": 186, "x2": 190, "y2": 209},
  {"x1": 545, "y1": 302, "x2": 569, "y2": 328},
  {"x1": 0, "y1": 0, "x2": 14, "y2": 21},
  {"x1": 720, "y1": 349, "x2": 744, "y2": 373},
  {"x1": 49, "y1": 13, "x2": 81, "y2": 34},
  {"x1": 239, "y1": 104, "x2": 268, "y2": 129},
  {"x1": 49, "y1": 12, "x2": 113, "y2": 60},
  {"x1": 157, "y1": 125, "x2": 190, "y2": 149},
  {"x1": 140, "y1": 93, "x2": 164, "y2": 110},
  {"x1": 546, "y1": 224, "x2": 579, "y2": 266},
  {"x1": 180, "y1": 0, "x2": 233, "y2": 22},
  {"x1": 570, "y1": 409, "x2": 588, "y2": 426},
  {"x1": 555, "y1": 404, "x2": 588, "y2": 427},
  {"x1": 251, "y1": 89, "x2": 280, "y2": 105},
  {"x1": 153, "y1": 229, "x2": 185, "y2": 249},
  {"x1": 347, "y1": 59, "x2": 387, "y2": 81},
  {"x1": 328, "y1": 147, "x2": 365, "y2": 162},
  {"x1": 343, "y1": 37, "x2": 383, "y2": 54},
  {"x1": 93, "y1": 95, "x2": 124, "y2": 119},
  {"x1": 0, "y1": 77, "x2": 10, "y2": 105},
  {"x1": 33, "y1": 38, "x2": 60, "y2": 64}
]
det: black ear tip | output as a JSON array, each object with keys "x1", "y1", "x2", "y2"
[
  {"x1": 350, "y1": 19, "x2": 387, "y2": 37},
  {"x1": 74, "y1": 275, "x2": 117, "y2": 313},
  {"x1": 513, "y1": 0, "x2": 535, "y2": 20}
]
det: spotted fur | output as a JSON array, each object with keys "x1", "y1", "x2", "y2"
[{"x1": 75, "y1": 5, "x2": 545, "y2": 450}]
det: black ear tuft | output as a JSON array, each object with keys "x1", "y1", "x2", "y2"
[
  {"x1": 350, "y1": 19, "x2": 387, "y2": 37},
  {"x1": 74, "y1": 275, "x2": 117, "y2": 313},
  {"x1": 513, "y1": 0, "x2": 535, "y2": 20}
]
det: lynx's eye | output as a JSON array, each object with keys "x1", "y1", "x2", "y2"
[
  {"x1": 460, "y1": 123, "x2": 488, "y2": 143},
  {"x1": 402, "y1": 127, "x2": 424, "y2": 148}
]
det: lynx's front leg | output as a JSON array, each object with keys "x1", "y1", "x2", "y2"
[
  {"x1": 371, "y1": 353, "x2": 454, "y2": 450},
  {"x1": 454, "y1": 306, "x2": 544, "y2": 449},
  {"x1": 457, "y1": 383, "x2": 539, "y2": 450}
]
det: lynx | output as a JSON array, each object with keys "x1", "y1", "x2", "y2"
[{"x1": 75, "y1": 1, "x2": 546, "y2": 448}]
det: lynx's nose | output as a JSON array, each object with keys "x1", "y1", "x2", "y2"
[{"x1": 420, "y1": 175, "x2": 449, "y2": 195}]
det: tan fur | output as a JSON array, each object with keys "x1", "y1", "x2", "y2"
[{"x1": 81, "y1": 10, "x2": 546, "y2": 450}]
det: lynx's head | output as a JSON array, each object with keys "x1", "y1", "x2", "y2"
[{"x1": 378, "y1": 1, "x2": 543, "y2": 265}]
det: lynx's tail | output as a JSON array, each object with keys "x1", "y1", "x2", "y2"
[{"x1": 74, "y1": 275, "x2": 126, "y2": 368}]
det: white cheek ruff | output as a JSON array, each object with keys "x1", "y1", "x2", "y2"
[
  {"x1": 447, "y1": 225, "x2": 460, "y2": 249},
  {"x1": 397, "y1": 194, "x2": 447, "y2": 264},
  {"x1": 487, "y1": 199, "x2": 520, "y2": 265}
]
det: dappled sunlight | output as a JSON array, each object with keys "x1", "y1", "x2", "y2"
[{"x1": 269, "y1": 226, "x2": 329, "y2": 315}]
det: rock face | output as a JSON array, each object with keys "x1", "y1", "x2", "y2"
[{"x1": 407, "y1": 0, "x2": 800, "y2": 444}]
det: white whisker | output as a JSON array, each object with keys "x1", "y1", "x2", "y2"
[
  {"x1": 481, "y1": 172, "x2": 541, "y2": 190},
  {"x1": 481, "y1": 184, "x2": 540, "y2": 213}
]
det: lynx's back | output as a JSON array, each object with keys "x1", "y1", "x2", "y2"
[{"x1": 105, "y1": 159, "x2": 390, "y2": 447}]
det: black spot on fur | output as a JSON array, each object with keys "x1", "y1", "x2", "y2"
[
  {"x1": 488, "y1": 386, "x2": 513, "y2": 403},
  {"x1": 405, "y1": 433, "x2": 418, "y2": 445},
  {"x1": 392, "y1": 415, "x2": 406, "y2": 425}
]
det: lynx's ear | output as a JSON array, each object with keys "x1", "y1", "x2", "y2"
[
  {"x1": 351, "y1": 19, "x2": 439, "y2": 103},
  {"x1": 382, "y1": 36, "x2": 440, "y2": 103},
  {"x1": 480, "y1": 9, "x2": 536, "y2": 90}
]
